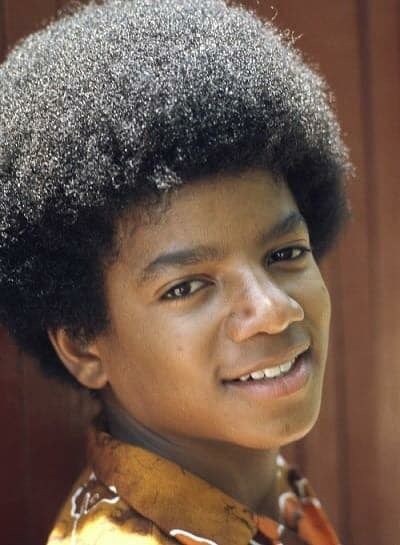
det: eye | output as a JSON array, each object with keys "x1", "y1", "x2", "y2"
[
  {"x1": 267, "y1": 246, "x2": 312, "y2": 266},
  {"x1": 161, "y1": 279, "x2": 209, "y2": 301}
]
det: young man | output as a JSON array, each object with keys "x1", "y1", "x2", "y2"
[{"x1": 0, "y1": 0, "x2": 350, "y2": 543}]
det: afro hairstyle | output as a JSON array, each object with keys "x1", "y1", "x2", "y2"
[{"x1": 0, "y1": 0, "x2": 350, "y2": 386}]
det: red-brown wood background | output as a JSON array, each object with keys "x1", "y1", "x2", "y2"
[{"x1": 0, "y1": 1, "x2": 399, "y2": 544}]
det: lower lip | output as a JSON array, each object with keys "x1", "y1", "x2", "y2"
[{"x1": 224, "y1": 350, "x2": 312, "y2": 400}]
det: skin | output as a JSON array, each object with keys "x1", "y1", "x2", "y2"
[{"x1": 50, "y1": 168, "x2": 331, "y2": 519}]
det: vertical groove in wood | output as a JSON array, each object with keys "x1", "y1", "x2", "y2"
[
  {"x1": 356, "y1": 0, "x2": 377, "y2": 280},
  {"x1": 19, "y1": 360, "x2": 28, "y2": 545},
  {"x1": 350, "y1": 1, "x2": 380, "y2": 543},
  {"x1": 330, "y1": 260, "x2": 352, "y2": 545},
  {"x1": 0, "y1": 333, "x2": 26, "y2": 545},
  {"x1": 21, "y1": 351, "x2": 33, "y2": 545}
]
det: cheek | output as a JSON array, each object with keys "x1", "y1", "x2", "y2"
[
  {"x1": 113, "y1": 309, "x2": 212, "y2": 384},
  {"x1": 312, "y1": 280, "x2": 331, "y2": 329},
  {"x1": 149, "y1": 304, "x2": 217, "y2": 350},
  {"x1": 321, "y1": 282, "x2": 331, "y2": 325},
  {"x1": 307, "y1": 283, "x2": 331, "y2": 359},
  {"x1": 294, "y1": 269, "x2": 331, "y2": 330}
]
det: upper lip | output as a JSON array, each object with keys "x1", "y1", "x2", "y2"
[{"x1": 224, "y1": 342, "x2": 311, "y2": 382}]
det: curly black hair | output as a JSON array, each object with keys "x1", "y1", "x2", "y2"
[{"x1": 0, "y1": 0, "x2": 350, "y2": 386}]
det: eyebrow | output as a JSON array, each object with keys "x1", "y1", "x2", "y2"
[{"x1": 137, "y1": 210, "x2": 307, "y2": 285}]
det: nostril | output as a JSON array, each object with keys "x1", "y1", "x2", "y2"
[{"x1": 289, "y1": 296, "x2": 305, "y2": 322}]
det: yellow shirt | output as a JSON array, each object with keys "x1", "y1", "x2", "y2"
[{"x1": 47, "y1": 419, "x2": 341, "y2": 545}]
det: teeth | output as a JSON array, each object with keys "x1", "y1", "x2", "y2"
[
  {"x1": 264, "y1": 365, "x2": 283, "y2": 378},
  {"x1": 250, "y1": 370, "x2": 265, "y2": 380},
  {"x1": 280, "y1": 361, "x2": 293, "y2": 373},
  {"x1": 238, "y1": 358, "x2": 296, "y2": 382}
]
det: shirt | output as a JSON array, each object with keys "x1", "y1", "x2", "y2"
[{"x1": 47, "y1": 418, "x2": 342, "y2": 545}]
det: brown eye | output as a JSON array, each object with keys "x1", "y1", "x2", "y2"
[
  {"x1": 267, "y1": 246, "x2": 311, "y2": 266},
  {"x1": 162, "y1": 279, "x2": 207, "y2": 301}
]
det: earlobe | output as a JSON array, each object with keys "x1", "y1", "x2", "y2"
[{"x1": 47, "y1": 328, "x2": 108, "y2": 389}]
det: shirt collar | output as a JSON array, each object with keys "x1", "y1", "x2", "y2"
[{"x1": 87, "y1": 418, "x2": 339, "y2": 545}]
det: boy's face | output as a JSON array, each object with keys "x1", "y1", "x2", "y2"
[{"x1": 94, "y1": 169, "x2": 331, "y2": 449}]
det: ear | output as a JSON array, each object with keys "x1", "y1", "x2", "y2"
[{"x1": 48, "y1": 328, "x2": 108, "y2": 389}]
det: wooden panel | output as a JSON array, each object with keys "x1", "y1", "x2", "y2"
[
  {"x1": 0, "y1": 331, "x2": 27, "y2": 545},
  {"x1": 21, "y1": 356, "x2": 98, "y2": 544},
  {"x1": 3, "y1": 0, "x2": 57, "y2": 50},
  {"x1": 0, "y1": 0, "x2": 399, "y2": 544},
  {"x1": 364, "y1": 0, "x2": 400, "y2": 541},
  {"x1": 0, "y1": 0, "x2": 6, "y2": 58}
]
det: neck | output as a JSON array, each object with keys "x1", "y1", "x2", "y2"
[{"x1": 102, "y1": 391, "x2": 280, "y2": 519}]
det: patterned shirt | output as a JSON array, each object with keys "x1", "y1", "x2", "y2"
[{"x1": 47, "y1": 418, "x2": 341, "y2": 545}]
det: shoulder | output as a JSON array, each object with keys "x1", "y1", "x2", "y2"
[{"x1": 47, "y1": 468, "x2": 175, "y2": 545}]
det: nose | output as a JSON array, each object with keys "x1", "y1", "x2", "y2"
[{"x1": 225, "y1": 272, "x2": 304, "y2": 342}]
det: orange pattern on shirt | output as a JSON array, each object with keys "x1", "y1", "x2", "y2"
[{"x1": 47, "y1": 419, "x2": 342, "y2": 545}]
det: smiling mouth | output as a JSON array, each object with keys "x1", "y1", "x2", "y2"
[
  {"x1": 223, "y1": 348, "x2": 312, "y2": 399},
  {"x1": 226, "y1": 348, "x2": 310, "y2": 384}
]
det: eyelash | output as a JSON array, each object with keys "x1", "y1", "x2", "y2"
[{"x1": 161, "y1": 245, "x2": 312, "y2": 302}]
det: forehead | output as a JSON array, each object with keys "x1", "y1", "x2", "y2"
[
  {"x1": 113, "y1": 169, "x2": 304, "y2": 269},
  {"x1": 123, "y1": 168, "x2": 296, "y2": 231}
]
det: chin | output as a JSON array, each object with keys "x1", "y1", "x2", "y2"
[{"x1": 231, "y1": 402, "x2": 322, "y2": 451}]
